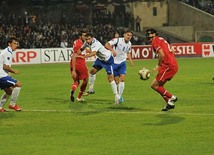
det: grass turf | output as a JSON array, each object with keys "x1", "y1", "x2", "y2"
[{"x1": 0, "y1": 58, "x2": 214, "y2": 155}]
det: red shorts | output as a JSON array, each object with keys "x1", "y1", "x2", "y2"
[
  {"x1": 70, "y1": 60, "x2": 88, "y2": 80},
  {"x1": 156, "y1": 65, "x2": 178, "y2": 82}
]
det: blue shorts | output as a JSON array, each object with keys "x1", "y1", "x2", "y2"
[
  {"x1": 0, "y1": 76, "x2": 17, "y2": 90},
  {"x1": 92, "y1": 56, "x2": 114, "y2": 75},
  {"x1": 113, "y1": 61, "x2": 127, "y2": 77}
]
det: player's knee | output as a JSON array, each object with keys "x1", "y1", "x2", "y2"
[{"x1": 16, "y1": 81, "x2": 22, "y2": 87}]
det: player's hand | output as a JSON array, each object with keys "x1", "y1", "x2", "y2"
[
  {"x1": 72, "y1": 71, "x2": 77, "y2": 79},
  {"x1": 13, "y1": 70, "x2": 20, "y2": 74},
  {"x1": 85, "y1": 47, "x2": 91, "y2": 53},
  {"x1": 152, "y1": 65, "x2": 159, "y2": 74},
  {"x1": 112, "y1": 50, "x2": 117, "y2": 57}
]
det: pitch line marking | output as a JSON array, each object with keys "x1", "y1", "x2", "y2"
[{"x1": 21, "y1": 109, "x2": 214, "y2": 116}]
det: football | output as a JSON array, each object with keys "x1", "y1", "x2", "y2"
[{"x1": 138, "y1": 68, "x2": 151, "y2": 80}]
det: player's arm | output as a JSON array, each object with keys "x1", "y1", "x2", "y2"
[
  {"x1": 152, "y1": 49, "x2": 164, "y2": 73},
  {"x1": 85, "y1": 51, "x2": 96, "y2": 58},
  {"x1": 105, "y1": 42, "x2": 116, "y2": 56},
  {"x1": 127, "y1": 52, "x2": 133, "y2": 67},
  {"x1": 3, "y1": 64, "x2": 19, "y2": 74}
]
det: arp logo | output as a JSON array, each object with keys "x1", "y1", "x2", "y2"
[{"x1": 12, "y1": 50, "x2": 38, "y2": 63}]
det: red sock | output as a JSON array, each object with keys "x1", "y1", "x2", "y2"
[
  {"x1": 80, "y1": 79, "x2": 88, "y2": 92},
  {"x1": 77, "y1": 91, "x2": 83, "y2": 99},
  {"x1": 72, "y1": 82, "x2": 78, "y2": 91},
  {"x1": 155, "y1": 86, "x2": 172, "y2": 100},
  {"x1": 163, "y1": 95, "x2": 169, "y2": 102}
]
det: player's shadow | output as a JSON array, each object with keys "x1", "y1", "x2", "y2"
[
  {"x1": 106, "y1": 105, "x2": 146, "y2": 112},
  {"x1": 45, "y1": 97, "x2": 70, "y2": 104},
  {"x1": 143, "y1": 113, "x2": 185, "y2": 126}
]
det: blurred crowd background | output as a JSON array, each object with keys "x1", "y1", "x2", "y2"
[{"x1": 0, "y1": 0, "x2": 213, "y2": 49}]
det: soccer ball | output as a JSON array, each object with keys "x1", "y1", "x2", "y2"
[{"x1": 138, "y1": 68, "x2": 151, "y2": 80}]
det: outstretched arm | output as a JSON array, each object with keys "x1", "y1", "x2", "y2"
[
  {"x1": 105, "y1": 42, "x2": 117, "y2": 56},
  {"x1": 127, "y1": 53, "x2": 133, "y2": 67},
  {"x1": 3, "y1": 64, "x2": 19, "y2": 74},
  {"x1": 85, "y1": 51, "x2": 96, "y2": 58},
  {"x1": 152, "y1": 49, "x2": 164, "y2": 73}
]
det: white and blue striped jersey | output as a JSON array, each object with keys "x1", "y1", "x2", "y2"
[
  {"x1": 0, "y1": 47, "x2": 13, "y2": 78},
  {"x1": 108, "y1": 37, "x2": 132, "y2": 64},
  {"x1": 90, "y1": 38, "x2": 112, "y2": 62}
]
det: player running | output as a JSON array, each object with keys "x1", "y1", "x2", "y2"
[
  {"x1": 145, "y1": 28, "x2": 178, "y2": 111},
  {"x1": 81, "y1": 33, "x2": 120, "y2": 105},
  {"x1": 104, "y1": 30, "x2": 133, "y2": 103},
  {"x1": 70, "y1": 30, "x2": 88, "y2": 102}
]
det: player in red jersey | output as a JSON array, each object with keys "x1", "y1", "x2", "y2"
[
  {"x1": 70, "y1": 30, "x2": 88, "y2": 102},
  {"x1": 145, "y1": 28, "x2": 178, "y2": 111}
]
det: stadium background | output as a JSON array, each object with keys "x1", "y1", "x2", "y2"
[{"x1": 0, "y1": 0, "x2": 213, "y2": 50}]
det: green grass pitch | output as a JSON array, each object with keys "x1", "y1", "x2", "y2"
[{"x1": 0, "y1": 58, "x2": 214, "y2": 155}]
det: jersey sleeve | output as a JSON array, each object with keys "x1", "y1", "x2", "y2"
[
  {"x1": 91, "y1": 41, "x2": 101, "y2": 52},
  {"x1": 3, "y1": 52, "x2": 11, "y2": 65},
  {"x1": 152, "y1": 38, "x2": 161, "y2": 53},
  {"x1": 72, "y1": 40, "x2": 82, "y2": 53},
  {"x1": 108, "y1": 38, "x2": 119, "y2": 46}
]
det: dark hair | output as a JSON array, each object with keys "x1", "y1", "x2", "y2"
[
  {"x1": 145, "y1": 28, "x2": 158, "y2": 35},
  {"x1": 7, "y1": 36, "x2": 18, "y2": 44},
  {"x1": 124, "y1": 29, "x2": 133, "y2": 34},
  {"x1": 78, "y1": 29, "x2": 87, "y2": 36},
  {"x1": 85, "y1": 33, "x2": 93, "y2": 37}
]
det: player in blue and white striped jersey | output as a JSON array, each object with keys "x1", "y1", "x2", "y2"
[
  {"x1": 0, "y1": 36, "x2": 22, "y2": 112},
  {"x1": 105, "y1": 30, "x2": 133, "y2": 103},
  {"x1": 81, "y1": 33, "x2": 120, "y2": 105}
]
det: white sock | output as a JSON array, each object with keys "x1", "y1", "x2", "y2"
[
  {"x1": 89, "y1": 74, "x2": 96, "y2": 91},
  {"x1": 110, "y1": 80, "x2": 118, "y2": 95},
  {"x1": 10, "y1": 87, "x2": 21, "y2": 106},
  {"x1": 118, "y1": 82, "x2": 125, "y2": 97},
  {"x1": 0, "y1": 93, "x2": 10, "y2": 108}
]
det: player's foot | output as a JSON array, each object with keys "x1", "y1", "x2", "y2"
[
  {"x1": 8, "y1": 105, "x2": 22, "y2": 111},
  {"x1": 119, "y1": 96, "x2": 124, "y2": 103},
  {"x1": 0, "y1": 108, "x2": 8, "y2": 112},
  {"x1": 162, "y1": 104, "x2": 175, "y2": 111},
  {"x1": 70, "y1": 91, "x2": 75, "y2": 102},
  {"x1": 76, "y1": 98, "x2": 85, "y2": 102},
  {"x1": 83, "y1": 90, "x2": 95, "y2": 96},
  {"x1": 114, "y1": 94, "x2": 120, "y2": 105},
  {"x1": 168, "y1": 95, "x2": 178, "y2": 105}
]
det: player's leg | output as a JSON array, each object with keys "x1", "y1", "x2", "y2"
[
  {"x1": 70, "y1": 79, "x2": 79, "y2": 102},
  {"x1": 77, "y1": 78, "x2": 88, "y2": 102},
  {"x1": 9, "y1": 81, "x2": 22, "y2": 111},
  {"x1": 77, "y1": 65, "x2": 89, "y2": 101},
  {"x1": 108, "y1": 74, "x2": 120, "y2": 105},
  {"x1": 117, "y1": 62, "x2": 126, "y2": 103},
  {"x1": 0, "y1": 87, "x2": 12, "y2": 112},
  {"x1": 105, "y1": 57, "x2": 120, "y2": 105},
  {"x1": 118, "y1": 74, "x2": 125, "y2": 103},
  {"x1": 84, "y1": 60, "x2": 102, "y2": 96},
  {"x1": 88, "y1": 67, "x2": 97, "y2": 93},
  {"x1": 151, "y1": 78, "x2": 177, "y2": 111},
  {"x1": 70, "y1": 65, "x2": 80, "y2": 102}
]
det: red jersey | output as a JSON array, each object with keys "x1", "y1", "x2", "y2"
[
  {"x1": 70, "y1": 39, "x2": 88, "y2": 80},
  {"x1": 72, "y1": 39, "x2": 86, "y2": 64},
  {"x1": 152, "y1": 36, "x2": 177, "y2": 67}
]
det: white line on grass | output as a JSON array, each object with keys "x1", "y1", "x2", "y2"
[{"x1": 21, "y1": 109, "x2": 214, "y2": 116}]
